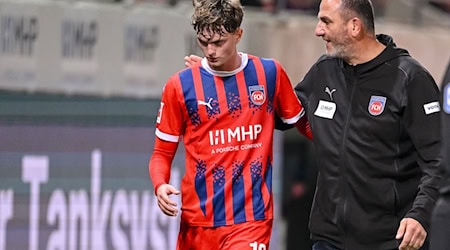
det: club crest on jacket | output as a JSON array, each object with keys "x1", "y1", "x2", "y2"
[{"x1": 368, "y1": 95, "x2": 387, "y2": 116}]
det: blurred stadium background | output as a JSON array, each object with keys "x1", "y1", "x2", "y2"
[{"x1": 0, "y1": 0, "x2": 448, "y2": 249}]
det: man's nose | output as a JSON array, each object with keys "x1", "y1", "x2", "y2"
[
  {"x1": 207, "y1": 44, "x2": 216, "y2": 56},
  {"x1": 315, "y1": 22, "x2": 325, "y2": 37}
]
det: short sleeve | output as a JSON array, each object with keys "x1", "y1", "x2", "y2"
[
  {"x1": 155, "y1": 76, "x2": 185, "y2": 142},
  {"x1": 274, "y1": 62, "x2": 304, "y2": 124}
]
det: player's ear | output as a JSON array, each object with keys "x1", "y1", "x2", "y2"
[{"x1": 235, "y1": 28, "x2": 243, "y2": 42}]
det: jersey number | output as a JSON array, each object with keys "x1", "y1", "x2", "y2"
[{"x1": 249, "y1": 241, "x2": 266, "y2": 250}]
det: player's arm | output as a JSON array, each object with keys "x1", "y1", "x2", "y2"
[
  {"x1": 274, "y1": 61, "x2": 313, "y2": 140},
  {"x1": 274, "y1": 112, "x2": 293, "y2": 131},
  {"x1": 275, "y1": 113, "x2": 313, "y2": 140},
  {"x1": 294, "y1": 115, "x2": 313, "y2": 140},
  {"x1": 149, "y1": 137, "x2": 180, "y2": 217}
]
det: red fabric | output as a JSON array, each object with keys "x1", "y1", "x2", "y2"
[
  {"x1": 148, "y1": 137, "x2": 178, "y2": 194},
  {"x1": 295, "y1": 116, "x2": 313, "y2": 140},
  {"x1": 176, "y1": 219, "x2": 273, "y2": 250},
  {"x1": 154, "y1": 55, "x2": 303, "y2": 227}
]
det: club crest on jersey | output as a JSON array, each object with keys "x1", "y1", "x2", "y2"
[
  {"x1": 368, "y1": 95, "x2": 386, "y2": 116},
  {"x1": 249, "y1": 85, "x2": 266, "y2": 106}
]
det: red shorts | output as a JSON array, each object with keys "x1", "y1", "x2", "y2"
[{"x1": 177, "y1": 219, "x2": 273, "y2": 250}]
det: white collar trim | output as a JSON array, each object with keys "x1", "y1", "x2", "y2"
[{"x1": 201, "y1": 53, "x2": 248, "y2": 77}]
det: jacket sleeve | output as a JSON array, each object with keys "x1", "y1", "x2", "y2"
[
  {"x1": 295, "y1": 62, "x2": 318, "y2": 113},
  {"x1": 440, "y1": 60, "x2": 450, "y2": 193},
  {"x1": 403, "y1": 70, "x2": 444, "y2": 231}
]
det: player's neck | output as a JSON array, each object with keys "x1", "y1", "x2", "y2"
[{"x1": 221, "y1": 53, "x2": 242, "y2": 72}]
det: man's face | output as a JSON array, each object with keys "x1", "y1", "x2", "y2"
[
  {"x1": 315, "y1": 0, "x2": 353, "y2": 59},
  {"x1": 197, "y1": 28, "x2": 242, "y2": 71}
]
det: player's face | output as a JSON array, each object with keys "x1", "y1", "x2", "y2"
[
  {"x1": 315, "y1": 0, "x2": 354, "y2": 59},
  {"x1": 197, "y1": 28, "x2": 242, "y2": 71}
]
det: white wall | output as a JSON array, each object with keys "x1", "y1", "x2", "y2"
[{"x1": 0, "y1": 0, "x2": 449, "y2": 97}]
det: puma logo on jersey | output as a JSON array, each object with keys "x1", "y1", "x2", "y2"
[
  {"x1": 198, "y1": 98, "x2": 213, "y2": 109},
  {"x1": 325, "y1": 87, "x2": 336, "y2": 101}
]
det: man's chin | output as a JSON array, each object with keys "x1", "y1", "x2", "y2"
[
  {"x1": 325, "y1": 49, "x2": 344, "y2": 59},
  {"x1": 325, "y1": 50, "x2": 336, "y2": 56},
  {"x1": 324, "y1": 45, "x2": 335, "y2": 55},
  {"x1": 208, "y1": 62, "x2": 223, "y2": 70}
]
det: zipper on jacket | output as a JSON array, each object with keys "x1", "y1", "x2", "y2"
[{"x1": 338, "y1": 64, "x2": 358, "y2": 248}]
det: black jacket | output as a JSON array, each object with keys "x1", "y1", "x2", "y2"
[{"x1": 295, "y1": 34, "x2": 443, "y2": 249}]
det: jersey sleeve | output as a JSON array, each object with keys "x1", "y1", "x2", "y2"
[
  {"x1": 148, "y1": 137, "x2": 178, "y2": 193},
  {"x1": 155, "y1": 75, "x2": 185, "y2": 142},
  {"x1": 274, "y1": 62, "x2": 305, "y2": 124}
]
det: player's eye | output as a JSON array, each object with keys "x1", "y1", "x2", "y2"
[
  {"x1": 198, "y1": 39, "x2": 208, "y2": 47},
  {"x1": 214, "y1": 40, "x2": 225, "y2": 46}
]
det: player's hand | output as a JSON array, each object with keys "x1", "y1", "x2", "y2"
[
  {"x1": 396, "y1": 218, "x2": 427, "y2": 250},
  {"x1": 184, "y1": 54, "x2": 202, "y2": 67},
  {"x1": 156, "y1": 184, "x2": 180, "y2": 217}
]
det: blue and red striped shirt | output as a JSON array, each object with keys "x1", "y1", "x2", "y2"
[{"x1": 155, "y1": 53, "x2": 303, "y2": 227}]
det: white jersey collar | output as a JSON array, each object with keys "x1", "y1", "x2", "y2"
[{"x1": 201, "y1": 53, "x2": 248, "y2": 77}]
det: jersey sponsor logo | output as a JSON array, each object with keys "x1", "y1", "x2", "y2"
[
  {"x1": 209, "y1": 124, "x2": 262, "y2": 146},
  {"x1": 248, "y1": 85, "x2": 266, "y2": 106},
  {"x1": 444, "y1": 83, "x2": 450, "y2": 114},
  {"x1": 210, "y1": 142, "x2": 263, "y2": 154},
  {"x1": 314, "y1": 100, "x2": 336, "y2": 119},
  {"x1": 423, "y1": 101, "x2": 440, "y2": 115},
  {"x1": 157, "y1": 102, "x2": 164, "y2": 124},
  {"x1": 368, "y1": 95, "x2": 386, "y2": 116}
]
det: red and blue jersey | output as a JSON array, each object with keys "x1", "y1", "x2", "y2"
[{"x1": 155, "y1": 53, "x2": 303, "y2": 227}]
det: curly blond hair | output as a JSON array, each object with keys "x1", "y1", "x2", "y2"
[{"x1": 191, "y1": 0, "x2": 244, "y2": 36}]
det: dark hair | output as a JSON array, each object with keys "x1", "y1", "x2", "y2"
[
  {"x1": 340, "y1": 0, "x2": 375, "y2": 33},
  {"x1": 191, "y1": 0, "x2": 244, "y2": 36}
]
